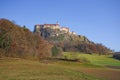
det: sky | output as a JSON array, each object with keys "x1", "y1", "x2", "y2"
[{"x1": 0, "y1": 0, "x2": 120, "y2": 52}]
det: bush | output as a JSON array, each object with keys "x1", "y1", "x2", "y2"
[
  {"x1": 78, "y1": 56, "x2": 90, "y2": 63},
  {"x1": 52, "y1": 45, "x2": 62, "y2": 57},
  {"x1": 64, "y1": 52, "x2": 90, "y2": 63},
  {"x1": 66, "y1": 52, "x2": 79, "y2": 60}
]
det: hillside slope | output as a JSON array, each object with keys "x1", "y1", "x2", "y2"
[
  {"x1": 0, "y1": 19, "x2": 51, "y2": 59},
  {"x1": 34, "y1": 24, "x2": 112, "y2": 55}
]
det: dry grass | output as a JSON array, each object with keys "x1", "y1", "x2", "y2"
[
  {"x1": 0, "y1": 58, "x2": 105, "y2": 80},
  {"x1": 78, "y1": 68, "x2": 120, "y2": 80}
]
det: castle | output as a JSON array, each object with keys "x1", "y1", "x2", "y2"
[
  {"x1": 34, "y1": 22, "x2": 77, "y2": 38},
  {"x1": 35, "y1": 22, "x2": 74, "y2": 33},
  {"x1": 35, "y1": 24, "x2": 60, "y2": 30}
]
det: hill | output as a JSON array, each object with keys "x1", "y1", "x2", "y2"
[
  {"x1": 33, "y1": 23, "x2": 112, "y2": 55},
  {"x1": 0, "y1": 19, "x2": 52, "y2": 59}
]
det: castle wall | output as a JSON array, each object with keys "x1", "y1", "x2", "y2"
[
  {"x1": 35, "y1": 25, "x2": 40, "y2": 32},
  {"x1": 44, "y1": 24, "x2": 60, "y2": 29},
  {"x1": 72, "y1": 31, "x2": 76, "y2": 35},
  {"x1": 60, "y1": 27, "x2": 69, "y2": 33}
]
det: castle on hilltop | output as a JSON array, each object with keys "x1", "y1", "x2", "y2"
[
  {"x1": 34, "y1": 22, "x2": 77, "y2": 38},
  {"x1": 35, "y1": 23, "x2": 60, "y2": 30}
]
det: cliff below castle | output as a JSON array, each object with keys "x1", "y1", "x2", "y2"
[{"x1": 33, "y1": 23, "x2": 91, "y2": 44}]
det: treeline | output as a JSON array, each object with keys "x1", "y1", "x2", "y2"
[
  {"x1": 113, "y1": 52, "x2": 120, "y2": 60},
  {"x1": 0, "y1": 19, "x2": 52, "y2": 59},
  {"x1": 56, "y1": 41, "x2": 112, "y2": 55}
]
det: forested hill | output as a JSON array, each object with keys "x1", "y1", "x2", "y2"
[
  {"x1": 34, "y1": 23, "x2": 113, "y2": 55},
  {"x1": 0, "y1": 19, "x2": 52, "y2": 58},
  {"x1": 0, "y1": 18, "x2": 113, "y2": 59}
]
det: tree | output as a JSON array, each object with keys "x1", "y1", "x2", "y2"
[
  {"x1": 52, "y1": 45, "x2": 62, "y2": 57},
  {"x1": 0, "y1": 19, "x2": 52, "y2": 59}
]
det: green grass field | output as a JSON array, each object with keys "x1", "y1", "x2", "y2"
[
  {"x1": 0, "y1": 52, "x2": 120, "y2": 80},
  {"x1": 63, "y1": 52, "x2": 120, "y2": 66}
]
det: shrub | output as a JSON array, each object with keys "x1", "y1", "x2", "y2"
[
  {"x1": 52, "y1": 45, "x2": 62, "y2": 57},
  {"x1": 78, "y1": 56, "x2": 90, "y2": 63},
  {"x1": 64, "y1": 52, "x2": 90, "y2": 63}
]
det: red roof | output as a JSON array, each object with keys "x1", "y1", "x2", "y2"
[
  {"x1": 44, "y1": 24, "x2": 59, "y2": 26},
  {"x1": 35, "y1": 23, "x2": 59, "y2": 27}
]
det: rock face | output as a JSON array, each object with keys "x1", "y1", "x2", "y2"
[{"x1": 33, "y1": 23, "x2": 90, "y2": 44}]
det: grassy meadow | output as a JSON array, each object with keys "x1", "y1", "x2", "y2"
[
  {"x1": 63, "y1": 52, "x2": 120, "y2": 66},
  {"x1": 0, "y1": 58, "x2": 105, "y2": 80},
  {"x1": 0, "y1": 52, "x2": 120, "y2": 80}
]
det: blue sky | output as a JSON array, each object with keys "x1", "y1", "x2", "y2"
[{"x1": 0, "y1": 0, "x2": 120, "y2": 51}]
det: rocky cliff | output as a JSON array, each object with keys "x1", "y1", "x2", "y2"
[{"x1": 33, "y1": 24, "x2": 91, "y2": 44}]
